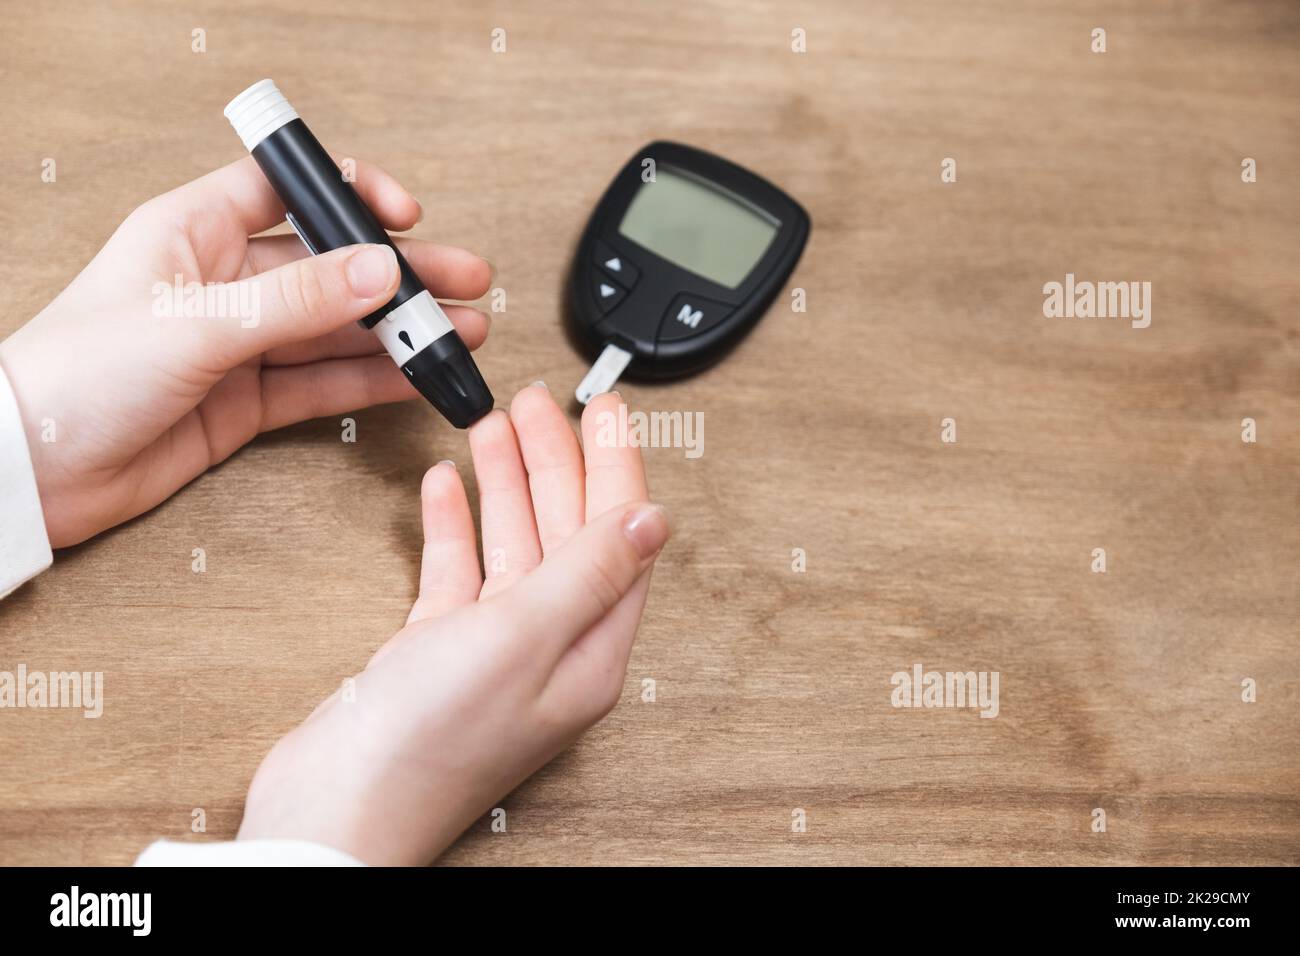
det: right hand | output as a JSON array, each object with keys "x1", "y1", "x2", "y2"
[
  {"x1": 237, "y1": 388, "x2": 670, "y2": 865},
  {"x1": 0, "y1": 156, "x2": 490, "y2": 548}
]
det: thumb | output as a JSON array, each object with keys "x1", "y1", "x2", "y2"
[
  {"x1": 196, "y1": 243, "x2": 400, "y2": 367},
  {"x1": 496, "y1": 501, "x2": 670, "y2": 652}
]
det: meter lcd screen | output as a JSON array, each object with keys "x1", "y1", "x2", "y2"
[{"x1": 617, "y1": 166, "x2": 780, "y2": 289}]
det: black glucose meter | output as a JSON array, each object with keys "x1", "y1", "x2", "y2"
[{"x1": 570, "y1": 141, "x2": 810, "y2": 401}]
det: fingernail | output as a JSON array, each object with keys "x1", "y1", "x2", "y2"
[
  {"x1": 482, "y1": 257, "x2": 496, "y2": 285},
  {"x1": 623, "y1": 504, "x2": 670, "y2": 559},
  {"x1": 437, "y1": 459, "x2": 455, "y2": 468},
  {"x1": 531, "y1": 380, "x2": 547, "y2": 389},
  {"x1": 346, "y1": 245, "x2": 398, "y2": 298},
  {"x1": 414, "y1": 199, "x2": 425, "y2": 224}
]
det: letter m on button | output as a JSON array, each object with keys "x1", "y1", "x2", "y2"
[{"x1": 676, "y1": 304, "x2": 703, "y2": 328}]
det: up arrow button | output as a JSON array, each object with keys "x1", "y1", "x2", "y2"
[{"x1": 594, "y1": 240, "x2": 639, "y2": 289}]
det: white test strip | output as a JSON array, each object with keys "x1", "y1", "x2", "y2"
[{"x1": 575, "y1": 343, "x2": 633, "y2": 405}]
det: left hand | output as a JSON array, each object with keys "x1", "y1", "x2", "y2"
[
  {"x1": 0, "y1": 157, "x2": 491, "y2": 547},
  {"x1": 237, "y1": 388, "x2": 669, "y2": 865}
]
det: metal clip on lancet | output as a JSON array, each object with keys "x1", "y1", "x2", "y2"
[{"x1": 224, "y1": 79, "x2": 494, "y2": 429}]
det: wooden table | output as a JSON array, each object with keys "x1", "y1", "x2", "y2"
[{"x1": 0, "y1": 0, "x2": 1296, "y2": 865}]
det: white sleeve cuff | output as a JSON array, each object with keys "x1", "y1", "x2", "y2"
[
  {"x1": 135, "y1": 838, "x2": 367, "y2": 867},
  {"x1": 0, "y1": 362, "x2": 52, "y2": 598}
]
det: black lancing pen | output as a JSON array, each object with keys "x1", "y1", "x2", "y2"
[{"x1": 224, "y1": 79, "x2": 493, "y2": 428}]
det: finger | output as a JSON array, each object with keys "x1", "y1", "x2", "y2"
[
  {"x1": 191, "y1": 243, "x2": 400, "y2": 370},
  {"x1": 259, "y1": 321, "x2": 381, "y2": 366},
  {"x1": 528, "y1": 393, "x2": 653, "y2": 714},
  {"x1": 489, "y1": 501, "x2": 669, "y2": 658},
  {"x1": 245, "y1": 234, "x2": 491, "y2": 301},
  {"x1": 261, "y1": 304, "x2": 490, "y2": 366},
  {"x1": 162, "y1": 156, "x2": 289, "y2": 237},
  {"x1": 581, "y1": 391, "x2": 650, "y2": 521},
  {"x1": 166, "y1": 155, "x2": 425, "y2": 240},
  {"x1": 257, "y1": 353, "x2": 417, "y2": 433},
  {"x1": 510, "y1": 383, "x2": 585, "y2": 555},
  {"x1": 392, "y1": 237, "x2": 492, "y2": 301},
  {"x1": 468, "y1": 410, "x2": 542, "y2": 598},
  {"x1": 407, "y1": 462, "x2": 483, "y2": 624},
  {"x1": 337, "y1": 155, "x2": 423, "y2": 232}
]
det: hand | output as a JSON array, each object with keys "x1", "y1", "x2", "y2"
[
  {"x1": 236, "y1": 388, "x2": 670, "y2": 865},
  {"x1": 0, "y1": 158, "x2": 491, "y2": 548}
]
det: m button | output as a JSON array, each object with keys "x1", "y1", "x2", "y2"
[{"x1": 658, "y1": 294, "x2": 731, "y2": 342}]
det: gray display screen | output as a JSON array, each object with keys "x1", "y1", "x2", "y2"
[{"x1": 617, "y1": 166, "x2": 779, "y2": 289}]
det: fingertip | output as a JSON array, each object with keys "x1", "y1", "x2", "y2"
[
  {"x1": 467, "y1": 406, "x2": 512, "y2": 450},
  {"x1": 410, "y1": 450, "x2": 482, "y2": 620},
  {"x1": 622, "y1": 501, "x2": 671, "y2": 559},
  {"x1": 394, "y1": 191, "x2": 423, "y2": 231},
  {"x1": 581, "y1": 389, "x2": 623, "y2": 429},
  {"x1": 422, "y1": 457, "x2": 454, "y2": 487},
  {"x1": 472, "y1": 256, "x2": 494, "y2": 296},
  {"x1": 420, "y1": 457, "x2": 465, "y2": 515},
  {"x1": 459, "y1": 252, "x2": 493, "y2": 299},
  {"x1": 469, "y1": 405, "x2": 508, "y2": 429},
  {"x1": 509, "y1": 378, "x2": 559, "y2": 422},
  {"x1": 375, "y1": 189, "x2": 422, "y2": 231},
  {"x1": 343, "y1": 243, "x2": 401, "y2": 301},
  {"x1": 351, "y1": 157, "x2": 422, "y2": 231},
  {"x1": 392, "y1": 239, "x2": 494, "y2": 301},
  {"x1": 420, "y1": 465, "x2": 438, "y2": 500}
]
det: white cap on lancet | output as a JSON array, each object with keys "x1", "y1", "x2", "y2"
[{"x1": 224, "y1": 79, "x2": 300, "y2": 152}]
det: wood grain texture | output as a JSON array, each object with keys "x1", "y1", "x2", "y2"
[{"x1": 1, "y1": 0, "x2": 1297, "y2": 865}]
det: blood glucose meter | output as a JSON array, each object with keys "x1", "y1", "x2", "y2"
[{"x1": 570, "y1": 141, "x2": 810, "y2": 401}]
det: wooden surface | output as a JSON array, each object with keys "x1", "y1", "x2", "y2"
[{"x1": 1, "y1": 0, "x2": 1298, "y2": 866}]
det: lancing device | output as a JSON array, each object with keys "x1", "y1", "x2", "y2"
[{"x1": 224, "y1": 79, "x2": 493, "y2": 428}]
